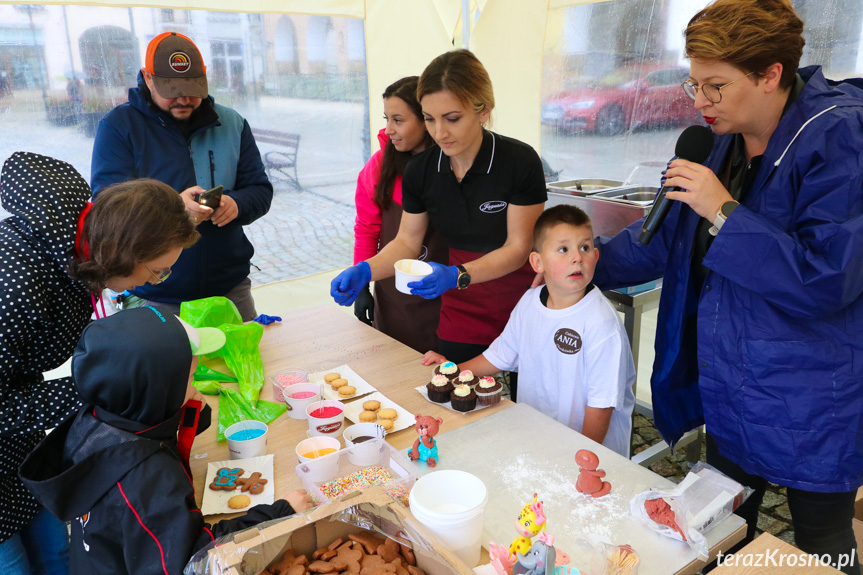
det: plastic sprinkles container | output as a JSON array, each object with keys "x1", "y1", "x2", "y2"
[
  {"x1": 295, "y1": 439, "x2": 418, "y2": 506},
  {"x1": 270, "y1": 368, "x2": 309, "y2": 402}
]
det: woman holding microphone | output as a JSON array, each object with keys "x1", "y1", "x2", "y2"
[
  {"x1": 332, "y1": 50, "x2": 546, "y2": 372},
  {"x1": 594, "y1": 0, "x2": 863, "y2": 570}
]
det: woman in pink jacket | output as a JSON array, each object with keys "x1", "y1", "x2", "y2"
[{"x1": 353, "y1": 76, "x2": 446, "y2": 352}]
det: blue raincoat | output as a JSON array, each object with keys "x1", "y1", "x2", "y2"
[{"x1": 594, "y1": 66, "x2": 863, "y2": 492}]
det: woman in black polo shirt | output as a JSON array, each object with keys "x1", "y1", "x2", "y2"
[{"x1": 332, "y1": 49, "x2": 546, "y2": 367}]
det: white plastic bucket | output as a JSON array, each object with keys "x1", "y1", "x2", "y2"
[
  {"x1": 408, "y1": 470, "x2": 488, "y2": 567},
  {"x1": 394, "y1": 259, "x2": 433, "y2": 295}
]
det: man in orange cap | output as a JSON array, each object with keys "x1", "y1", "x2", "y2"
[{"x1": 91, "y1": 32, "x2": 273, "y2": 321}]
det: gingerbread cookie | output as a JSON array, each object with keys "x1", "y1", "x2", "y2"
[
  {"x1": 359, "y1": 411, "x2": 377, "y2": 423},
  {"x1": 228, "y1": 494, "x2": 251, "y2": 509},
  {"x1": 338, "y1": 386, "x2": 357, "y2": 398},
  {"x1": 335, "y1": 541, "x2": 362, "y2": 574},
  {"x1": 324, "y1": 373, "x2": 341, "y2": 383},
  {"x1": 237, "y1": 471, "x2": 268, "y2": 494},
  {"x1": 209, "y1": 467, "x2": 244, "y2": 490}
]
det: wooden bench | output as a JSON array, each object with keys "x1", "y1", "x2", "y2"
[{"x1": 251, "y1": 128, "x2": 301, "y2": 190}]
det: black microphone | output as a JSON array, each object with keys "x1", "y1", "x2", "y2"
[{"x1": 638, "y1": 125, "x2": 715, "y2": 245}]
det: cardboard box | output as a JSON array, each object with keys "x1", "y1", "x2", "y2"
[{"x1": 190, "y1": 487, "x2": 475, "y2": 575}]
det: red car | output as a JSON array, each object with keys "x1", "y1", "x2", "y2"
[{"x1": 542, "y1": 66, "x2": 701, "y2": 136}]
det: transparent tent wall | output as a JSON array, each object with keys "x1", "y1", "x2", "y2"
[
  {"x1": 0, "y1": 4, "x2": 369, "y2": 284},
  {"x1": 540, "y1": 0, "x2": 863, "y2": 188}
]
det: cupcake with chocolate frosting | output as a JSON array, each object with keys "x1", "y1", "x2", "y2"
[
  {"x1": 475, "y1": 376, "x2": 502, "y2": 406},
  {"x1": 434, "y1": 361, "x2": 459, "y2": 382},
  {"x1": 426, "y1": 373, "x2": 454, "y2": 403},
  {"x1": 450, "y1": 384, "x2": 477, "y2": 412}
]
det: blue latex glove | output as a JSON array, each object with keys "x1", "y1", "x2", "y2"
[
  {"x1": 408, "y1": 262, "x2": 459, "y2": 299},
  {"x1": 330, "y1": 262, "x2": 372, "y2": 306},
  {"x1": 252, "y1": 314, "x2": 282, "y2": 325}
]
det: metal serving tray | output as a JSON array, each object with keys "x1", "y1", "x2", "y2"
[
  {"x1": 547, "y1": 178, "x2": 625, "y2": 195},
  {"x1": 592, "y1": 186, "x2": 658, "y2": 206}
]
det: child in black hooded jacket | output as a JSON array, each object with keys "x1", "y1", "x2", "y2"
[{"x1": 19, "y1": 307, "x2": 311, "y2": 575}]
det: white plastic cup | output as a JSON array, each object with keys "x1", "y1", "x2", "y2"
[
  {"x1": 296, "y1": 436, "x2": 341, "y2": 482},
  {"x1": 342, "y1": 423, "x2": 386, "y2": 466},
  {"x1": 306, "y1": 399, "x2": 346, "y2": 437},
  {"x1": 284, "y1": 382, "x2": 323, "y2": 420},
  {"x1": 409, "y1": 470, "x2": 488, "y2": 567},
  {"x1": 225, "y1": 420, "x2": 269, "y2": 460},
  {"x1": 394, "y1": 259, "x2": 433, "y2": 295}
]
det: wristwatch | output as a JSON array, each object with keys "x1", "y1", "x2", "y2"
[
  {"x1": 709, "y1": 201, "x2": 739, "y2": 236},
  {"x1": 455, "y1": 265, "x2": 471, "y2": 290}
]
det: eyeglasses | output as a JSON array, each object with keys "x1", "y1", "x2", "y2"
[
  {"x1": 144, "y1": 264, "x2": 172, "y2": 285},
  {"x1": 681, "y1": 71, "x2": 757, "y2": 103}
]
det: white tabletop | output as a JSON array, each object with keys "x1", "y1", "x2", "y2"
[{"x1": 420, "y1": 402, "x2": 745, "y2": 575}]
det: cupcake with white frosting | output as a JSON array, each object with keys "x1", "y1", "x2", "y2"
[
  {"x1": 475, "y1": 376, "x2": 502, "y2": 406},
  {"x1": 426, "y1": 373, "x2": 454, "y2": 403},
  {"x1": 456, "y1": 369, "x2": 479, "y2": 388},
  {"x1": 434, "y1": 361, "x2": 459, "y2": 382},
  {"x1": 450, "y1": 384, "x2": 477, "y2": 412}
]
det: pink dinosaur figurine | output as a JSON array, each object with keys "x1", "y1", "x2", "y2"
[{"x1": 575, "y1": 449, "x2": 612, "y2": 497}]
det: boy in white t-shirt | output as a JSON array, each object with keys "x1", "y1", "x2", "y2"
[{"x1": 423, "y1": 205, "x2": 636, "y2": 456}]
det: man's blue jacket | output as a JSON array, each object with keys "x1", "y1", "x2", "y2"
[
  {"x1": 91, "y1": 71, "x2": 273, "y2": 303},
  {"x1": 594, "y1": 66, "x2": 863, "y2": 492}
]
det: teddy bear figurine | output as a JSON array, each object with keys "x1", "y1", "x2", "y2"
[
  {"x1": 575, "y1": 449, "x2": 612, "y2": 497},
  {"x1": 408, "y1": 414, "x2": 443, "y2": 467}
]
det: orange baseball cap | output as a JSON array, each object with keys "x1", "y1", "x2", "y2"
[{"x1": 145, "y1": 32, "x2": 208, "y2": 99}]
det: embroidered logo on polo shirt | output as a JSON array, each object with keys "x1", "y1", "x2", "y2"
[
  {"x1": 479, "y1": 201, "x2": 507, "y2": 213},
  {"x1": 169, "y1": 52, "x2": 191, "y2": 73},
  {"x1": 554, "y1": 328, "x2": 582, "y2": 355}
]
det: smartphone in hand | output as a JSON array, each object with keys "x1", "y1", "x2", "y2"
[{"x1": 197, "y1": 185, "x2": 223, "y2": 209}]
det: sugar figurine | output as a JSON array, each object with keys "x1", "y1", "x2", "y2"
[
  {"x1": 575, "y1": 449, "x2": 611, "y2": 497},
  {"x1": 408, "y1": 414, "x2": 442, "y2": 467}
]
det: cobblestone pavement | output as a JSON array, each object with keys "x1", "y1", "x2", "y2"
[{"x1": 246, "y1": 180, "x2": 355, "y2": 285}]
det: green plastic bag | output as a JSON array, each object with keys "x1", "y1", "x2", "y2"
[
  {"x1": 194, "y1": 380, "x2": 222, "y2": 395},
  {"x1": 211, "y1": 322, "x2": 265, "y2": 406},
  {"x1": 217, "y1": 387, "x2": 286, "y2": 441},
  {"x1": 180, "y1": 296, "x2": 242, "y2": 332},
  {"x1": 194, "y1": 365, "x2": 237, "y2": 383},
  {"x1": 182, "y1": 297, "x2": 264, "y2": 406}
]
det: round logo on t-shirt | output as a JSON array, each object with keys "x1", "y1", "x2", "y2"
[
  {"x1": 479, "y1": 201, "x2": 507, "y2": 213},
  {"x1": 554, "y1": 328, "x2": 582, "y2": 354}
]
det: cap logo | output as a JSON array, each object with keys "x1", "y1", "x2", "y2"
[{"x1": 169, "y1": 52, "x2": 192, "y2": 73}]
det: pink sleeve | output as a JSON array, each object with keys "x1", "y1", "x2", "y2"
[{"x1": 354, "y1": 151, "x2": 384, "y2": 264}]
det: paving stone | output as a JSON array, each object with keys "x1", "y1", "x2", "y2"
[
  {"x1": 638, "y1": 426, "x2": 662, "y2": 444},
  {"x1": 760, "y1": 490, "x2": 786, "y2": 510},
  {"x1": 774, "y1": 503, "x2": 792, "y2": 522},
  {"x1": 649, "y1": 458, "x2": 679, "y2": 478},
  {"x1": 633, "y1": 414, "x2": 652, "y2": 429},
  {"x1": 757, "y1": 513, "x2": 788, "y2": 536},
  {"x1": 634, "y1": 444, "x2": 650, "y2": 455},
  {"x1": 631, "y1": 433, "x2": 647, "y2": 448}
]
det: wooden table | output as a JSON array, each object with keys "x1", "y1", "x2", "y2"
[
  {"x1": 190, "y1": 304, "x2": 744, "y2": 574},
  {"x1": 190, "y1": 304, "x2": 511, "y2": 519}
]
